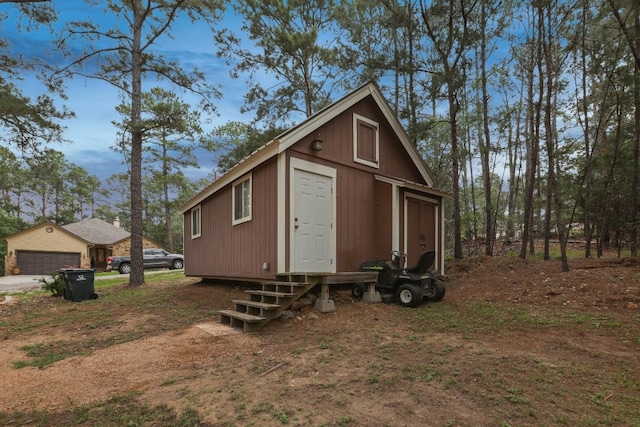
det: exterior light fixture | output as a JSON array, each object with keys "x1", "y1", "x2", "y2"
[{"x1": 311, "y1": 133, "x2": 324, "y2": 151}]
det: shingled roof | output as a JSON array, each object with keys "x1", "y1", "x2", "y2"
[{"x1": 62, "y1": 218, "x2": 130, "y2": 245}]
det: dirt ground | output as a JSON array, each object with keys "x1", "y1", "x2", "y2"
[{"x1": 1, "y1": 253, "x2": 639, "y2": 426}]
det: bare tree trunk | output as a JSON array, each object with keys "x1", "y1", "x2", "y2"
[
  {"x1": 479, "y1": 1, "x2": 494, "y2": 256},
  {"x1": 578, "y1": 1, "x2": 593, "y2": 258},
  {"x1": 609, "y1": 0, "x2": 640, "y2": 256},
  {"x1": 464, "y1": 106, "x2": 478, "y2": 251},
  {"x1": 632, "y1": 64, "x2": 640, "y2": 257},
  {"x1": 129, "y1": 3, "x2": 145, "y2": 286},
  {"x1": 541, "y1": 5, "x2": 569, "y2": 272},
  {"x1": 450, "y1": 86, "x2": 463, "y2": 259},
  {"x1": 406, "y1": 2, "x2": 418, "y2": 146},
  {"x1": 420, "y1": 0, "x2": 477, "y2": 259},
  {"x1": 597, "y1": 99, "x2": 623, "y2": 258},
  {"x1": 161, "y1": 143, "x2": 174, "y2": 253},
  {"x1": 520, "y1": 19, "x2": 540, "y2": 259},
  {"x1": 504, "y1": 78, "x2": 524, "y2": 241}
]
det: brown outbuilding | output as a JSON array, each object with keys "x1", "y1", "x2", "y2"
[{"x1": 179, "y1": 82, "x2": 448, "y2": 283}]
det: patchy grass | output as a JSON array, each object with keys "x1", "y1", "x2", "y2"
[
  {"x1": 4, "y1": 272, "x2": 217, "y2": 368},
  {"x1": 1, "y1": 256, "x2": 640, "y2": 426},
  {"x1": 0, "y1": 394, "x2": 204, "y2": 427}
]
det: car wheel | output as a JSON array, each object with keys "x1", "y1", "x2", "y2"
[
  {"x1": 119, "y1": 263, "x2": 131, "y2": 274},
  {"x1": 423, "y1": 279, "x2": 446, "y2": 302},
  {"x1": 396, "y1": 283, "x2": 423, "y2": 308},
  {"x1": 172, "y1": 259, "x2": 184, "y2": 270}
]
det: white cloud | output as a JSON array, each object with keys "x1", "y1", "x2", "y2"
[{"x1": 3, "y1": 1, "x2": 248, "y2": 185}]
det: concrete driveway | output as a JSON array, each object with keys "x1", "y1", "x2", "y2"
[
  {"x1": 0, "y1": 273, "x2": 106, "y2": 294},
  {"x1": 0, "y1": 270, "x2": 183, "y2": 293},
  {"x1": 0, "y1": 275, "x2": 44, "y2": 293}
]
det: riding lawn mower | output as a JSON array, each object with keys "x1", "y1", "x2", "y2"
[{"x1": 352, "y1": 250, "x2": 445, "y2": 307}]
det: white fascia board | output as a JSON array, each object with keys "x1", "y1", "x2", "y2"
[
  {"x1": 178, "y1": 141, "x2": 280, "y2": 214},
  {"x1": 369, "y1": 89, "x2": 435, "y2": 188},
  {"x1": 179, "y1": 81, "x2": 439, "y2": 213},
  {"x1": 179, "y1": 85, "x2": 374, "y2": 214},
  {"x1": 277, "y1": 84, "x2": 374, "y2": 151},
  {"x1": 375, "y1": 175, "x2": 451, "y2": 199}
]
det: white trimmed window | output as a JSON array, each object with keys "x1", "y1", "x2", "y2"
[
  {"x1": 353, "y1": 113, "x2": 379, "y2": 168},
  {"x1": 191, "y1": 205, "x2": 201, "y2": 239},
  {"x1": 233, "y1": 174, "x2": 252, "y2": 225}
]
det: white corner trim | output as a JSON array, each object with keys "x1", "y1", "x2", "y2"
[{"x1": 277, "y1": 152, "x2": 286, "y2": 273}]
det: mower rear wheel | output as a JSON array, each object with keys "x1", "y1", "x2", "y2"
[
  {"x1": 423, "y1": 279, "x2": 446, "y2": 302},
  {"x1": 351, "y1": 283, "x2": 367, "y2": 299},
  {"x1": 396, "y1": 283, "x2": 423, "y2": 307}
]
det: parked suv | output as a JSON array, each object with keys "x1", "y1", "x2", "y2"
[{"x1": 106, "y1": 248, "x2": 184, "y2": 274}]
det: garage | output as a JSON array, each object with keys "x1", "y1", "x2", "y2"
[
  {"x1": 4, "y1": 219, "x2": 167, "y2": 276},
  {"x1": 16, "y1": 251, "x2": 81, "y2": 275}
]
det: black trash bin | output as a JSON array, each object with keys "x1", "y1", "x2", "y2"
[
  {"x1": 59, "y1": 269, "x2": 97, "y2": 302},
  {"x1": 58, "y1": 270, "x2": 70, "y2": 300}
]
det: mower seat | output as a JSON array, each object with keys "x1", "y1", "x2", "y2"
[{"x1": 405, "y1": 251, "x2": 436, "y2": 274}]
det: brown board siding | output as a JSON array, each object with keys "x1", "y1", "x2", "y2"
[
  {"x1": 287, "y1": 153, "x2": 394, "y2": 272},
  {"x1": 374, "y1": 179, "x2": 394, "y2": 259},
  {"x1": 351, "y1": 98, "x2": 425, "y2": 183},
  {"x1": 286, "y1": 98, "x2": 434, "y2": 272},
  {"x1": 183, "y1": 89, "x2": 443, "y2": 280},
  {"x1": 184, "y1": 158, "x2": 279, "y2": 278},
  {"x1": 289, "y1": 97, "x2": 426, "y2": 187},
  {"x1": 405, "y1": 196, "x2": 437, "y2": 263},
  {"x1": 334, "y1": 167, "x2": 377, "y2": 272},
  {"x1": 402, "y1": 190, "x2": 441, "y2": 269}
]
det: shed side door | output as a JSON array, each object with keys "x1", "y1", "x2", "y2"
[
  {"x1": 405, "y1": 195, "x2": 437, "y2": 267},
  {"x1": 292, "y1": 169, "x2": 333, "y2": 272}
]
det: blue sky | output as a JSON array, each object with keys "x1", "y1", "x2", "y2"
[{"x1": 3, "y1": 1, "x2": 251, "y2": 182}]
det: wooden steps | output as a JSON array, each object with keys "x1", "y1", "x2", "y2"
[
  {"x1": 246, "y1": 290, "x2": 296, "y2": 300},
  {"x1": 218, "y1": 310, "x2": 266, "y2": 332},
  {"x1": 219, "y1": 279, "x2": 317, "y2": 332}
]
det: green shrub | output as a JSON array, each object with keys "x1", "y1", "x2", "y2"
[{"x1": 38, "y1": 273, "x2": 64, "y2": 296}]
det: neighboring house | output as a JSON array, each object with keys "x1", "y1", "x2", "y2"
[
  {"x1": 3, "y1": 218, "x2": 163, "y2": 275},
  {"x1": 179, "y1": 81, "x2": 449, "y2": 282}
]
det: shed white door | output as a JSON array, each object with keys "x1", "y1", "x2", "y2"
[{"x1": 292, "y1": 168, "x2": 333, "y2": 272}]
